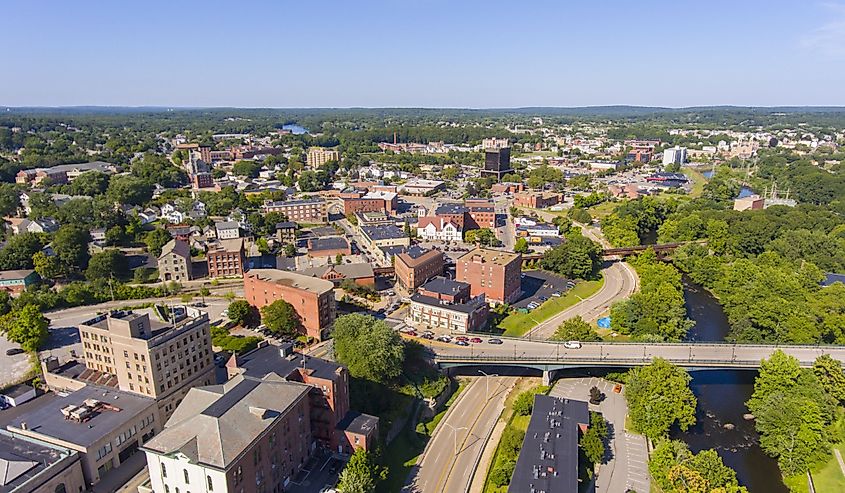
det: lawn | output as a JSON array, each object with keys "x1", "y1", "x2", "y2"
[
  {"x1": 682, "y1": 167, "x2": 708, "y2": 199},
  {"x1": 417, "y1": 380, "x2": 468, "y2": 436},
  {"x1": 587, "y1": 200, "x2": 617, "y2": 220},
  {"x1": 498, "y1": 278, "x2": 605, "y2": 337}
]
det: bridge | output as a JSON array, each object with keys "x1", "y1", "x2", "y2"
[
  {"x1": 602, "y1": 241, "x2": 698, "y2": 257},
  {"x1": 428, "y1": 339, "x2": 845, "y2": 385}
]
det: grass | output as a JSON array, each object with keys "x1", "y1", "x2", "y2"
[
  {"x1": 417, "y1": 380, "x2": 468, "y2": 435},
  {"x1": 785, "y1": 442, "x2": 845, "y2": 493},
  {"x1": 498, "y1": 277, "x2": 605, "y2": 337},
  {"x1": 587, "y1": 201, "x2": 617, "y2": 220},
  {"x1": 682, "y1": 167, "x2": 708, "y2": 199}
]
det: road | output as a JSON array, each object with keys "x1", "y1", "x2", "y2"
[
  {"x1": 552, "y1": 377, "x2": 650, "y2": 493},
  {"x1": 524, "y1": 261, "x2": 638, "y2": 340},
  {"x1": 406, "y1": 376, "x2": 511, "y2": 493}
]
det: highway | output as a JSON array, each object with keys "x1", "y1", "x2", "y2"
[{"x1": 406, "y1": 376, "x2": 511, "y2": 493}]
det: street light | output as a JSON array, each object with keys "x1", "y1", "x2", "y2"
[
  {"x1": 478, "y1": 370, "x2": 499, "y2": 400},
  {"x1": 443, "y1": 423, "x2": 468, "y2": 455}
]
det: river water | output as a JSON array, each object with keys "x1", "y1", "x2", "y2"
[{"x1": 676, "y1": 279, "x2": 788, "y2": 492}]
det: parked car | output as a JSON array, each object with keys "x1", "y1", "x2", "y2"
[
  {"x1": 455, "y1": 336, "x2": 469, "y2": 342},
  {"x1": 563, "y1": 341, "x2": 582, "y2": 349},
  {"x1": 5, "y1": 348, "x2": 24, "y2": 356},
  {"x1": 191, "y1": 302, "x2": 207, "y2": 307},
  {"x1": 406, "y1": 330, "x2": 418, "y2": 337},
  {"x1": 422, "y1": 331, "x2": 434, "y2": 337},
  {"x1": 552, "y1": 292, "x2": 561, "y2": 297},
  {"x1": 539, "y1": 296, "x2": 548, "y2": 302},
  {"x1": 469, "y1": 337, "x2": 483, "y2": 343},
  {"x1": 455, "y1": 340, "x2": 470, "y2": 346},
  {"x1": 421, "y1": 333, "x2": 434, "y2": 340},
  {"x1": 436, "y1": 335, "x2": 452, "y2": 343},
  {"x1": 488, "y1": 338, "x2": 503, "y2": 345}
]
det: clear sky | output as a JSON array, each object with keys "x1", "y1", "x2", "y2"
[{"x1": 3, "y1": 0, "x2": 845, "y2": 108}]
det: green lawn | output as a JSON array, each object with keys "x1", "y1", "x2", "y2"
[
  {"x1": 498, "y1": 278, "x2": 605, "y2": 337},
  {"x1": 682, "y1": 167, "x2": 708, "y2": 199},
  {"x1": 780, "y1": 443, "x2": 845, "y2": 493}
]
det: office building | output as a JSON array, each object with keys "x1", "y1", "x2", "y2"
[
  {"x1": 395, "y1": 246, "x2": 445, "y2": 291},
  {"x1": 482, "y1": 137, "x2": 509, "y2": 149},
  {"x1": 243, "y1": 269, "x2": 336, "y2": 341},
  {"x1": 481, "y1": 147, "x2": 513, "y2": 181},
  {"x1": 157, "y1": 239, "x2": 193, "y2": 283},
  {"x1": 513, "y1": 191, "x2": 564, "y2": 209},
  {"x1": 342, "y1": 190, "x2": 398, "y2": 215},
  {"x1": 307, "y1": 147, "x2": 340, "y2": 168},
  {"x1": 407, "y1": 277, "x2": 489, "y2": 333},
  {"x1": 0, "y1": 429, "x2": 86, "y2": 493},
  {"x1": 359, "y1": 225, "x2": 410, "y2": 251},
  {"x1": 662, "y1": 146, "x2": 687, "y2": 165},
  {"x1": 456, "y1": 248, "x2": 522, "y2": 304},
  {"x1": 206, "y1": 238, "x2": 246, "y2": 278},
  {"x1": 261, "y1": 198, "x2": 327, "y2": 223}
]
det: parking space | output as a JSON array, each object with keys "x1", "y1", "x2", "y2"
[
  {"x1": 287, "y1": 450, "x2": 343, "y2": 493},
  {"x1": 0, "y1": 333, "x2": 30, "y2": 388},
  {"x1": 511, "y1": 270, "x2": 573, "y2": 310}
]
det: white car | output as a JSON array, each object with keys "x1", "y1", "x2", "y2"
[{"x1": 563, "y1": 341, "x2": 582, "y2": 349}]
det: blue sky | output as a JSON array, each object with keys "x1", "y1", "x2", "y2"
[{"x1": 3, "y1": 0, "x2": 845, "y2": 107}]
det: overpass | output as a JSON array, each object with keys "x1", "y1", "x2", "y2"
[{"x1": 429, "y1": 339, "x2": 845, "y2": 385}]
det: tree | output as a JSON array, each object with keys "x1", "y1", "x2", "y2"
[
  {"x1": 553, "y1": 316, "x2": 601, "y2": 342},
  {"x1": 512, "y1": 386, "x2": 549, "y2": 415},
  {"x1": 464, "y1": 228, "x2": 500, "y2": 247},
  {"x1": 580, "y1": 412, "x2": 608, "y2": 465},
  {"x1": 232, "y1": 160, "x2": 262, "y2": 178},
  {"x1": 649, "y1": 440, "x2": 747, "y2": 493},
  {"x1": 228, "y1": 300, "x2": 252, "y2": 326},
  {"x1": 260, "y1": 299, "x2": 302, "y2": 337},
  {"x1": 812, "y1": 354, "x2": 845, "y2": 403},
  {"x1": 332, "y1": 314, "x2": 404, "y2": 383},
  {"x1": 52, "y1": 225, "x2": 92, "y2": 274},
  {"x1": 335, "y1": 253, "x2": 344, "y2": 264},
  {"x1": 85, "y1": 249, "x2": 129, "y2": 281},
  {"x1": 0, "y1": 183, "x2": 21, "y2": 216},
  {"x1": 284, "y1": 243, "x2": 297, "y2": 257},
  {"x1": 0, "y1": 233, "x2": 43, "y2": 270},
  {"x1": 0, "y1": 304, "x2": 49, "y2": 352},
  {"x1": 336, "y1": 449, "x2": 386, "y2": 493},
  {"x1": 145, "y1": 228, "x2": 172, "y2": 257},
  {"x1": 625, "y1": 358, "x2": 697, "y2": 440},
  {"x1": 514, "y1": 237, "x2": 529, "y2": 254},
  {"x1": 106, "y1": 175, "x2": 153, "y2": 205},
  {"x1": 540, "y1": 233, "x2": 602, "y2": 279},
  {"x1": 131, "y1": 152, "x2": 187, "y2": 187}
]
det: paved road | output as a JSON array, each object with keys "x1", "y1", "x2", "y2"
[
  {"x1": 407, "y1": 376, "x2": 510, "y2": 493},
  {"x1": 524, "y1": 261, "x2": 638, "y2": 340},
  {"x1": 552, "y1": 377, "x2": 650, "y2": 493}
]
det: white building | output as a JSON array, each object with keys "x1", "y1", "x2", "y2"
[
  {"x1": 662, "y1": 146, "x2": 687, "y2": 165},
  {"x1": 215, "y1": 221, "x2": 241, "y2": 240},
  {"x1": 417, "y1": 217, "x2": 462, "y2": 242}
]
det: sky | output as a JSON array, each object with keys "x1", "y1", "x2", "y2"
[{"x1": 3, "y1": 0, "x2": 845, "y2": 108}]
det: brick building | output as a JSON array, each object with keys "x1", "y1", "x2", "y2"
[
  {"x1": 206, "y1": 239, "x2": 246, "y2": 278},
  {"x1": 261, "y1": 198, "x2": 327, "y2": 223},
  {"x1": 407, "y1": 277, "x2": 489, "y2": 333},
  {"x1": 307, "y1": 236, "x2": 352, "y2": 257},
  {"x1": 394, "y1": 246, "x2": 445, "y2": 291},
  {"x1": 243, "y1": 269, "x2": 336, "y2": 341},
  {"x1": 513, "y1": 191, "x2": 564, "y2": 209},
  {"x1": 456, "y1": 248, "x2": 522, "y2": 304}
]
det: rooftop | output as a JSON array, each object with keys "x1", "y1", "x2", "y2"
[
  {"x1": 307, "y1": 236, "x2": 350, "y2": 252},
  {"x1": 208, "y1": 238, "x2": 244, "y2": 253},
  {"x1": 336, "y1": 411, "x2": 379, "y2": 436},
  {"x1": 300, "y1": 263, "x2": 374, "y2": 280},
  {"x1": 159, "y1": 239, "x2": 190, "y2": 259},
  {"x1": 435, "y1": 203, "x2": 468, "y2": 215},
  {"x1": 215, "y1": 221, "x2": 240, "y2": 230},
  {"x1": 361, "y1": 224, "x2": 406, "y2": 241},
  {"x1": 247, "y1": 269, "x2": 334, "y2": 295},
  {"x1": 0, "y1": 270, "x2": 35, "y2": 281},
  {"x1": 5, "y1": 386, "x2": 156, "y2": 448},
  {"x1": 275, "y1": 221, "x2": 297, "y2": 229},
  {"x1": 235, "y1": 343, "x2": 343, "y2": 381},
  {"x1": 458, "y1": 247, "x2": 520, "y2": 265},
  {"x1": 509, "y1": 395, "x2": 589, "y2": 493},
  {"x1": 0, "y1": 429, "x2": 77, "y2": 493},
  {"x1": 397, "y1": 246, "x2": 441, "y2": 266},
  {"x1": 420, "y1": 276, "x2": 469, "y2": 296},
  {"x1": 363, "y1": 190, "x2": 397, "y2": 201},
  {"x1": 142, "y1": 374, "x2": 311, "y2": 469},
  {"x1": 410, "y1": 292, "x2": 487, "y2": 314}
]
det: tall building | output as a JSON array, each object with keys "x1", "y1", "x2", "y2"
[
  {"x1": 456, "y1": 248, "x2": 522, "y2": 304},
  {"x1": 662, "y1": 146, "x2": 687, "y2": 165},
  {"x1": 482, "y1": 137, "x2": 509, "y2": 149},
  {"x1": 394, "y1": 246, "x2": 445, "y2": 291},
  {"x1": 307, "y1": 147, "x2": 340, "y2": 168},
  {"x1": 243, "y1": 269, "x2": 336, "y2": 341},
  {"x1": 480, "y1": 147, "x2": 513, "y2": 181},
  {"x1": 261, "y1": 198, "x2": 327, "y2": 223},
  {"x1": 77, "y1": 309, "x2": 215, "y2": 419}
]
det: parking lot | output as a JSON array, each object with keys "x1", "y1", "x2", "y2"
[
  {"x1": 286, "y1": 449, "x2": 344, "y2": 493},
  {"x1": 511, "y1": 270, "x2": 573, "y2": 310},
  {"x1": 0, "y1": 333, "x2": 30, "y2": 389}
]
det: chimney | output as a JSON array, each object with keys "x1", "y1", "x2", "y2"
[
  {"x1": 20, "y1": 422, "x2": 27, "y2": 430},
  {"x1": 393, "y1": 132, "x2": 397, "y2": 145}
]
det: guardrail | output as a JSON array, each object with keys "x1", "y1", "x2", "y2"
[
  {"x1": 459, "y1": 335, "x2": 845, "y2": 351},
  {"x1": 432, "y1": 355, "x2": 795, "y2": 367}
]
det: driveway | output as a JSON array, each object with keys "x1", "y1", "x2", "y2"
[
  {"x1": 0, "y1": 334, "x2": 30, "y2": 389},
  {"x1": 551, "y1": 377, "x2": 650, "y2": 493},
  {"x1": 511, "y1": 270, "x2": 572, "y2": 310}
]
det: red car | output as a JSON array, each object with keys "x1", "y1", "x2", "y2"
[
  {"x1": 455, "y1": 336, "x2": 469, "y2": 342},
  {"x1": 406, "y1": 330, "x2": 418, "y2": 337},
  {"x1": 470, "y1": 337, "x2": 483, "y2": 343}
]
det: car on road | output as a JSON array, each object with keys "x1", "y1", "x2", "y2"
[
  {"x1": 406, "y1": 330, "x2": 418, "y2": 337},
  {"x1": 455, "y1": 336, "x2": 469, "y2": 342},
  {"x1": 422, "y1": 330, "x2": 434, "y2": 337},
  {"x1": 488, "y1": 338, "x2": 503, "y2": 344},
  {"x1": 191, "y1": 302, "x2": 207, "y2": 307},
  {"x1": 563, "y1": 341, "x2": 582, "y2": 349},
  {"x1": 469, "y1": 337, "x2": 483, "y2": 343},
  {"x1": 455, "y1": 340, "x2": 470, "y2": 346},
  {"x1": 5, "y1": 348, "x2": 24, "y2": 356},
  {"x1": 436, "y1": 335, "x2": 452, "y2": 342},
  {"x1": 421, "y1": 333, "x2": 434, "y2": 340}
]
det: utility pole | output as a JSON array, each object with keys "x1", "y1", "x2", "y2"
[
  {"x1": 443, "y1": 423, "x2": 468, "y2": 456},
  {"x1": 478, "y1": 370, "x2": 498, "y2": 400}
]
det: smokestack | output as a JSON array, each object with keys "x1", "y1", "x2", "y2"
[{"x1": 394, "y1": 132, "x2": 397, "y2": 145}]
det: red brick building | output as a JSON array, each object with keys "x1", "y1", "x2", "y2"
[
  {"x1": 206, "y1": 238, "x2": 245, "y2": 277},
  {"x1": 513, "y1": 191, "x2": 564, "y2": 209},
  {"x1": 394, "y1": 246, "x2": 445, "y2": 291},
  {"x1": 456, "y1": 248, "x2": 522, "y2": 304},
  {"x1": 307, "y1": 236, "x2": 352, "y2": 257},
  {"x1": 243, "y1": 269, "x2": 336, "y2": 341}
]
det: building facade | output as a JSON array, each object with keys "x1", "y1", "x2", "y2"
[
  {"x1": 456, "y1": 248, "x2": 522, "y2": 304},
  {"x1": 157, "y1": 239, "x2": 193, "y2": 283},
  {"x1": 261, "y1": 198, "x2": 327, "y2": 223},
  {"x1": 407, "y1": 277, "x2": 489, "y2": 333},
  {"x1": 394, "y1": 246, "x2": 445, "y2": 291},
  {"x1": 0, "y1": 269, "x2": 39, "y2": 295},
  {"x1": 307, "y1": 147, "x2": 340, "y2": 168},
  {"x1": 206, "y1": 239, "x2": 246, "y2": 278}
]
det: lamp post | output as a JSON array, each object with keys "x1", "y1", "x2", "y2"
[
  {"x1": 443, "y1": 423, "x2": 468, "y2": 455},
  {"x1": 478, "y1": 370, "x2": 499, "y2": 400}
]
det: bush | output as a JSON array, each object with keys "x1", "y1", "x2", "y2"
[
  {"x1": 512, "y1": 385, "x2": 551, "y2": 416},
  {"x1": 210, "y1": 326, "x2": 261, "y2": 355},
  {"x1": 500, "y1": 426, "x2": 526, "y2": 458},
  {"x1": 490, "y1": 460, "x2": 516, "y2": 487}
]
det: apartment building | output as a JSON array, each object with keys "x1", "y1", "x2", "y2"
[
  {"x1": 243, "y1": 269, "x2": 336, "y2": 341},
  {"x1": 261, "y1": 198, "x2": 327, "y2": 223},
  {"x1": 307, "y1": 147, "x2": 340, "y2": 168},
  {"x1": 141, "y1": 374, "x2": 313, "y2": 493},
  {"x1": 513, "y1": 191, "x2": 564, "y2": 209},
  {"x1": 215, "y1": 221, "x2": 241, "y2": 239},
  {"x1": 207, "y1": 238, "x2": 246, "y2": 278},
  {"x1": 394, "y1": 246, "x2": 444, "y2": 292},
  {"x1": 157, "y1": 239, "x2": 193, "y2": 283},
  {"x1": 456, "y1": 248, "x2": 522, "y2": 304},
  {"x1": 77, "y1": 310, "x2": 215, "y2": 419},
  {"x1": 662, "y1": 146, "x2": 687, "y2": 165},
  {"x1": 275, "y1": 221, "x2": 297, "y2": 243},
  {"x1": 407, "y1": 277, "x2": 489, "y2": 333}
]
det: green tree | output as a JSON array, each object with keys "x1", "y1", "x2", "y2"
[
  {"x1": 0, "y1": 232, "x2": 43, "y2": 270},
  {"x1": 227, "y1": 300, "x2": 252, "y2": 326},
  {"x1": 260, "y1": 299, "x2": 302, "y2": 337},
  {"x1": 32, "y1": 251, "x2": 62, "y2": 279},
  {"x1": 649, "y1": 440, "x2": 747, "y2": 493},
  {"x1": 540, "y1": 233, "x2": 602, "y2": 279},
  {"x1": 580, "y1": 412, "x2": 608, "y2": 465},
  {"x1": 0, "y1": 183, "x2": 21, "y2": 216},
  {"x1": 232, "y1": 160, "x2": 262, "y2": 178},
  {"x1": 552, "y1": 316, "x2": 600, "y2": 342},
  {"x1": 284, "y1": 243, "x2": 297, "y2": 257},
  {"x1": 144, "y1": 229, "x2": 172, "y2": 257},
  {"x1": 131, "y1": 152, "x2": 188, "y2": 187},
  {"x1": 106, "y1": 175, "x2": 153, "y2": 205},
  {"x1": 336, "y1": 449, "x2": 386, "y2": 493},
  {"x1": 53, "y1": 225, "x2": 92, "y2": 274},
  {"x1": 85, "y1": 249, "x2": 130, "y2": 281},
  {"x1": 332, "y1": 314, "x2": 404, "y2": 384},
  {"x1": 512, "y1": 386, "x2": 550, "y2": 415},
  {"x1": 813, "y1": 354, "x2": 845, "y2": 403},
  {"x1": 514, "y1": 237, "x2": 529, "y2": 254},
  {"x1": 625, "y1": 358, "x2": 697, "y2": 440},
  {"x1": 0, "y1": 304, "x2": 49, "y2": 352}
]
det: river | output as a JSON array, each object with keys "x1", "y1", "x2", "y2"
[{"x1": 677, "y1": 279, "x2": 788, "y2": 492}]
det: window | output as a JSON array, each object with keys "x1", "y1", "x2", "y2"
[
  {"x1": 55, "y1": 484, "x2": 67, "y2": 493},
  {"x1": 207, "y1": 475, "x2": 214, "y2": 491},
  {"x1": 184, "y1": 469, "x2": 190, "y2": 484},
  {"x1": 161, "y1": 463, "x2": 167, "y2": 478}
]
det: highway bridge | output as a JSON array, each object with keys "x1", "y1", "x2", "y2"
[{"x1": 429, "y1": 339, "x2": 845, "y2": 384}]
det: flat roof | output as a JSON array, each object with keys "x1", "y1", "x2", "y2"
[
  {"x1": 435, "y1": 203, "x2": 468, "y2": 215},
  {"x1": 0, "y1": 429, "x2": 76, "y2": 493},
  {"x1": 458, "y1": 247, "x2": 520, "y2": 265},
  {"x1": 235, "y1": 343, "x2": 343, "y2": 381},
  {"x1": 410, "y1": 292, "x2": 486, "y2": 314},
  {"x1": 509, "y1": 395, "x2": 589, "y2": 493},
  {"x1": 247, "y1": 268, "x2": 334, "y2": 295},
  {"x1": 361, "y1": 224, "x2": 406, "y2": 241},
  {"x1": 5, "y1": 387, "x2": 156, "y2": 448},
  {"x1": 420, "y1": 277, "x2": 468, "y2": 296},
  {"x1": 336, "y1": 411, "x2": 379, "y2": 436},
  {"x1": 308, "y1": 236, "x2": 350, "y2": 252}
]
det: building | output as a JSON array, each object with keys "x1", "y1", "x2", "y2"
[
  {"x1": 0, "y1": 269, "x2": 39, "y2": 296},
  {"x1": 0, "y1": 429, "x2": 86, "y2": 493},
  {"x1": 261, "y1": 198, "x2": 327, "y2": 223},
  {"x1": 275, "y1": 221, "x2": 297, "y2": 244},
  {"x1": 359, "y1": 224, "x2": 410, "y2": 252},
  {"x1": 662, "y1": 146, "x2": 687, "y2": 165},
  {"x1": 307, "y1": 237, "x2": 352, "y2": 258},
  {"x1": 509, "y1": 395, "x2": 589, "y2": 493},
  {"x1": 417, "y1": 216, "x2": 462, "y2": 242},
  {"x1": 480, "y1": 147, "x2": 513, "y2": 181},
  {"x1": 157, "y1": 239, "x2": 193, "y2": 283},
  {"x1": 307, "y1": 147, "x2": 340, "y2": 168},
  {"x1": 355, "y1": 211, "x2": 395, "y2": 228},
  {"x1": 6, "y1": 386, "x2": 160, "y2": 488},
  {"x1": 191, "y1": 172, "x2": 214, "y2": 189},
  {"x1": 300, "y1": 263, "x2": 375, "y2": 288},
  {"x1": 15, "y1": 162, "x2": 115, "y2": 186},
  {"x1": 456, "y1": 248, "x2": 522, "y2": 304},
  {"x1": 465, "y1": 199, "x2": 496, "y2": 228},
  {"x1": 733, "y1": 195, "x2": 765, "y2": 211},
  {"x1": 394, "y1": 246, "x2": 445, "y2": 291},
  {"x1": 215, "y1": 221, "x2": 241, "y2": 240},
  {"x1": 513, "y1": 191, "x2": 564, "y2": 209},
  {"x1": 627, "y1": 148, "x2": 653, "y2": 163},
  {"x1": 0, "y1": 384, "x2": 36, "y2": 407},
  {"x1": 406, "y1": 277, "x2": 489, "y2": 333},
  {"x1": 206, "y1": 239, "x2": 246, "y2": 278},
  {"x1": 516, "y1": 223, "x2": 560, "y2": 238},
  {"x1": 491, "y1": 182, "x2": 524, "y2": 194},
  {"x1": 141, "y1": 374, "x2": 312, "y2": 493},
  {"x1": 226, "y1": 343, "x2": 379, "y2": 454},
  {"x1": 482, "y1": 137, "x2": 509, "y2": 149},
  {"x1": 399, "y1": 179, "x2": 446, "y2": 196},
  {"x1": 243, "y1": 269, "x2": 336, "y2": 341},
  {"x1": 74, "y1": 310, "x2": 215, "y2": 420},
  {"x1": 342, "y1": 190, "x2": 398, "y2": 215}
]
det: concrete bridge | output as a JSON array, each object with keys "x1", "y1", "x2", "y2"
[{"x1": 429, "y1": 339, "x2": 845, "y2": 385}]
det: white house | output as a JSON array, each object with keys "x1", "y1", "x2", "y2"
[{"x1": 417, "y1": 217, "x2": 462, "y2": 242}]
